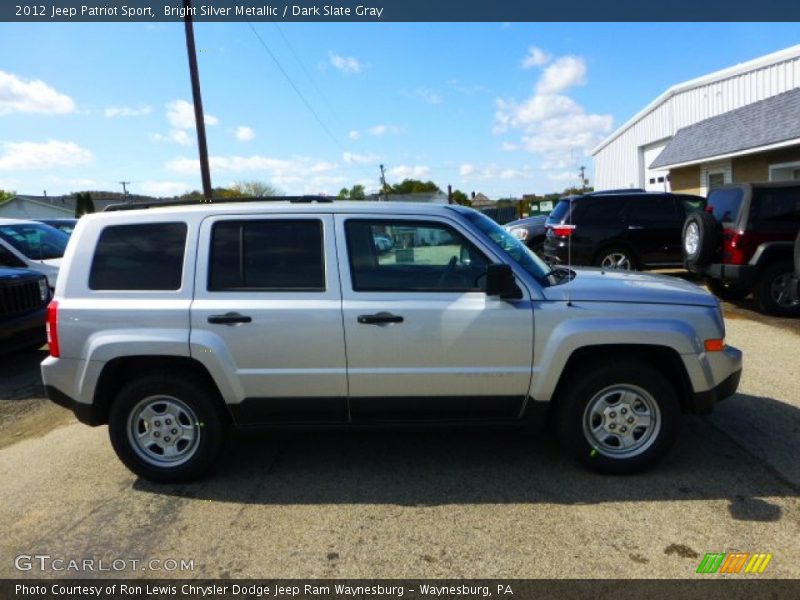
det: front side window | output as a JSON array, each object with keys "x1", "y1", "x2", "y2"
[
  {"x1": 209, "y1": 220, "x2": 325, "y2": 291},
  {"x1": 345, "y1": 220, "x2": 489, "y2": 292},
  {"x1": 0, "y1": 223, "x2": 68, "y2": 260},
  {"x1": 89, "y1": 223, "x2": 187, "y2": 291}
]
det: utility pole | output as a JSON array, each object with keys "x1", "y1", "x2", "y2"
[
  {"x1": 183, "y1": 0, "x2": 212, "y2": 201},
  {"x1": 379, "y1": 164, "x2": 387, "y2": 201},
  {"x1": 119, "y1": 181, "x2": 130, "y2": 197},
  {"x1": 579, "y1": 165, "x2": 587, "y2": 192}
]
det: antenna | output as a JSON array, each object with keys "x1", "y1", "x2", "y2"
[{"x1": 566, "y1": 196, "x2": 573, "y2": 307}]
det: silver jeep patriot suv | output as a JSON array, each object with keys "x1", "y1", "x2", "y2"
[{"x1": 41, "y1": 201, "x2": 742, "y2": 482}]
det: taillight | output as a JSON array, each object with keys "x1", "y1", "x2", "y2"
[
  {"x1": 721, "y1": 228, "x2": 747, "y2": 265},
  {"x1": 46, "y1": 300, "x2": 60, "y2": 358},
  {"x1": 552, "y1": 224, "x2": 576, "y2": 237}
]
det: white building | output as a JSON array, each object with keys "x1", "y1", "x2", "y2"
[{"x1": 592, "y1": 45, "x2": 800, "y2": 195}]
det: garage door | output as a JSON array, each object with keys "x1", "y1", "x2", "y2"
[{"x1": 643, "y1": 141, "x2": 669, "y2": 192}]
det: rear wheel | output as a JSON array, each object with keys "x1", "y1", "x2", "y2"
[
  {"x1": 556, "y1": 359, "x2": 681, "y2": 474},
  {"x1": 706, "y1": 278, "x2": 750, "y2": 301},
  {"x1": 753, "y1": 260, "x2": 800, "y2": 317},
  {"x1": 109, "y1": 375, "x2": 224, "y2": 483},
  {"x1": 595, "y1": 247, "x2": 637, "y2": 271}
]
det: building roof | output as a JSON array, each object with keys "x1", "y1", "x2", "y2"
[
  {"x1": 592, "y1": 44, "x2": 800, "y2": 156},
  {"x1": 650, "y1": 87, "x2": 800, "y2": 170}
]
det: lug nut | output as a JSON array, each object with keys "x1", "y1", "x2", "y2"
[
  {"x1": 166, "y1": 419, "x2": 172, "y2": 425},
  {"x1": 620, "y1": 426, "x2": 628, "y2": 433},
  {"x1": 153, "y1": 432, "x2": 160, "y2": 438},
  {"x1": 164, "y1": 436, "x2": 171, "y2": 442},
  {"x1": 609, "y1": 412, "x2": 616, "y2": 418},
  {"x1": 609, "y1": 424, "x2": 616, "y2": 430},
  {"x1": 621, "y1": 408, "x2": 627, "y2": 415},
  {"x1": 154, "y1": 421, "x2": 161, "y2": 427},
  {"x1": 627, "y1": 417, "x2": 635, "y2": 424},
  {"x1": 171, "y1": 429, "x2": 178, "y2": 435}
]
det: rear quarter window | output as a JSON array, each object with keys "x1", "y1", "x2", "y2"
[
  {"x1": 89, "y1": 222, "x2": 187, "y2": 291},
  {"x1": 706, "y1": 188, "x2": 743, "y2": 225},
  {"x1": 749, "y1": 187, "x2": 800, "y2": 232},
  {"x1": 575, "y1": 197, "x2": 630, "y2": 224}
]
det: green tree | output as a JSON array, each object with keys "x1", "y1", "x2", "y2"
[
  {"x1": 349, "y1": 184, "x2": 366, "y2": 200},
  {"x1": 232, "y1": 180, "x2": 282, "y2": 197},
  {"x1": 337, "y1": 187, "x2": 350, "y2": 199},
  {"x1": 451, "y1": 189, "x2": 470, "y2": 206},
  {"x1": 74, "y1": 192, "x2": 95, "y2": 217},
  {"x1": 389, "y1": 179, "x2": 440, "y2": 194},
  {"x1": 0, "y1": 189, "x2": 14, "y2": 203}
]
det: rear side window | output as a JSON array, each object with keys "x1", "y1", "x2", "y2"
[
  {"x1": 209, "y1": 220, "x2": 325, "y2": 291},
  {"x1": 706, "y1": 188, "x2": 743, "y2": 225},
  {"x1": 576, "y1": 197, "x2": 630, "y2": 224},
  {"x1": 749, "y1": 187, "x2": 800, "y2": 232},
  {"x1": 547, "y1": 199, "x2": 573, "y2": 223},
  {"x1": 624, "y1": 196, "x2": 679, "y2": 222},
  {"x1": 89, "y1": 223, "x2": 187, "y2": 291}
]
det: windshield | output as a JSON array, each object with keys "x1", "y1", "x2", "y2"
[
  {"x1": 0, "y1": 223, "x2": 69, "y2": 260},
  {"x1": 465, "y1": 210, "x2": 552, "y2": 283}
]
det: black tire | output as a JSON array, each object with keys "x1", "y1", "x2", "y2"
[
  {"x1": 706, "y1": 278, "x2": 750, "y2": 301},
  {"x1": 109, "y1": 374, "x2": 225, "y2": 483},
  {"x1": 555, "y1": 359, "x2": 681, "y2": 474},
  {"x1": 752, "y1": 260, "x2": 800, "y2": 317},
  {"x1": 594, "y1": 246, "x2": 638, "y2": 271},
  {"x1": 682, "y1": 211, "x2": 719, "y2": 267}
]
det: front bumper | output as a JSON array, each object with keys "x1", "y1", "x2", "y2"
[
  {"x1": 690, "y1": 369, "x2": 741, "y2": 414},
  {"x1": 0, "y1": 307, "x2": 47, "y2": 354}
]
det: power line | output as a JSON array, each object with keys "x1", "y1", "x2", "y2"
[
  {"x1": 245, "y1": 21, "x2": 343, "y2": 152},
  {"x1": 271, "y1": 22, "x2": 346, "y2": 131}
]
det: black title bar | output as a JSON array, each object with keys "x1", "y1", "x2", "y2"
[{"x1": 4, "y1": 0, "x2": 800, "y2": 22}]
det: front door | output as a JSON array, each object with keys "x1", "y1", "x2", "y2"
[{"x1": 336, "y1": 214, "x2": 534, "y2": 421}]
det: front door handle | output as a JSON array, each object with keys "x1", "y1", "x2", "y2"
[
  {"x1": 627, "y1": 225, "x2": 644, "y2": 230},
  {"x1": 208, "y1": 312, "x2": 252, "y2": 325},
  {"x1": 357, "y1": 312, "x2": 404, "y2": 325}
]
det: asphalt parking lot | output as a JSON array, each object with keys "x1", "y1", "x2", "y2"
[{"x1": 0, "y1": 298, "x2": 798, "y2": 579}]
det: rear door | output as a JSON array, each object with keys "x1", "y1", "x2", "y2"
[
  {"x1": 190, "y1": 213, "x2": 348, "y2": 424},
  {"x1": 336, "y1": 213, "x2": 534, "y2": 421},
  {"x1": 622, "y1": 195, "x2": 683, "y2": 266}
]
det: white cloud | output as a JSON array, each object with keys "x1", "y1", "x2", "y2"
[
  {"x1": 494, "y1": 51, "x2": 612, "y2": 168},
  {"x1": 521, "y1": 47, "x2": 551, "y2": 69},
  {"x1": 45, "y1": 175, "x2": 98, "y2": 188},
  {"x1": 459, "y1": 163, "x2": 536, "y2": 182},
  {"x1": 343, "y1": 151, "x2": 379, "y2": 165},
  {"x1": 234, "y1": 125, "x2": 255, "y2": 141},
  {"x1": 0, "y1": 71, "x2": 75, "y2": 115},
  {"x1": 536, "y1": 56, "x2": 587, "y2": 95},
  {"x1": 548, "y1": 170, "x2": 578, "y2": 182},
  {"x1": 388, "y1": 165, "x2": 431, "y2": 180},
  {"x1": 104, "y1": 105, "x2": 152, "y2": 118},
  {"x1": 414, "y1": 88, "x2": 442, "y2": 104},
  {"x1": 501, "y1": 141, "x2": 519, "y2": 151},
  {"x1": 150, "y1": 130, "x2": 193, "y2": 146},
  {"x1": 166, "y1": 99, "x2": 218, "y2": 129},
  {"x1": 0, "y1": 140, "x2": 92, "y2": 170},
  {"x1": 348, "y1": 130, "x2": 360, "y2": 140},
  {"x1": 139, "y1": 181, "x2": 192, "y2": 197},
  {"x1": 329, "y1": 52, "x2": 362, "y2": 74},
  {"x1": 368, "y1": 124, "x2": 401, "y2": 136}
]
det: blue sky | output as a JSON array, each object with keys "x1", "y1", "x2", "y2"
[{"x1": 0, "y1": 22, "x2": 798, "y2": 198}]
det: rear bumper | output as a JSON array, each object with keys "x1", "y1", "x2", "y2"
[
  {"x1": 45, "y1": 385, "x2": 103, "y2": 426},
  {"x1": 688, "y1": 263, "x2": 757, "y2": 285}
]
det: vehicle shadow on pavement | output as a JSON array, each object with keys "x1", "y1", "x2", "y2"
[{"x1": 134, "y1": 394, "x2": 799, "y2": 521}]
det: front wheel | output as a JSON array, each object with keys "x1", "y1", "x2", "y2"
[
  {"x1": 556, "y1": 360, "x2": 681, "y2": 474},
  {"x1": 109, "y1": 375, "x2": 225, "y2": 483}
]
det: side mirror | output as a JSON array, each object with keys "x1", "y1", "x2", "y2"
[{"x1": 485, "y1": 264, "x2": 521, "y2": 299}]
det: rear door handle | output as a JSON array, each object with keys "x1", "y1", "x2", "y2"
[
  {"x1": 208, "y1": 312, "x2": 252, "y2": 325},
  {"x1": 627, "y1": 225, "x2": 644, "y2": 230},
  {"x1": 357, "y1": 312, "x2": 404, "y2": 325}
]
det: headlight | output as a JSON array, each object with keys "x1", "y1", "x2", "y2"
[
  {"x1": 510, "y1": 228, "x2": 528, "y2": 241},
  {"x1": 38, "y1": 278, "x2": 49, "y2": 302}
]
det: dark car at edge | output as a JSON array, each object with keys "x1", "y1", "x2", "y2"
[{"x1": 0, "y1": 267, "x2": 51, "y2": 354}]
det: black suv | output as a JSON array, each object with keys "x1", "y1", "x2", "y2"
[
  {"x1": 543, "y1": 191, "x2": 705, "y2": 270},
  {"x1": 0, "y1": 267, "x2": 50, "y2": 354},
  {"x1": 683, "y1": 182, "x2": 800, "y2": 316}
]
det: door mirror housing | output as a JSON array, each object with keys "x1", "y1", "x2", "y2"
[{"x1": 485, "y1": 264, "x2": 521, "y2": 299}]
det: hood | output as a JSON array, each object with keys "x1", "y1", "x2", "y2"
[
  {"x1": 541, "y1": 268, "x2": 718, "y2": 307},
  {"x1": 40, "y1": 258, "x2": 62, "y2": 269}
]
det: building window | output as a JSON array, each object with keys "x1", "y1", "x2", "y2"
[
  {"x1": 769, "y1": 161, "x2": 800, "y2": 182},
  {"x1": 707, "y1": 172, "x2": 726, "y2": 189}
]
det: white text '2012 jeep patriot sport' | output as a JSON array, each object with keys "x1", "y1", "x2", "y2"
[{"x1": 41, "y1": 201, "x2": 742, "y2": 482}]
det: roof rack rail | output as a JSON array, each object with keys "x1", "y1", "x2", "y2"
[
  {"x1": 104, "y1": 195, "x2": 335, "y2": 212},
  {"x1": 586, "y1": 188, "x2": 645, "y2": 195}
]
